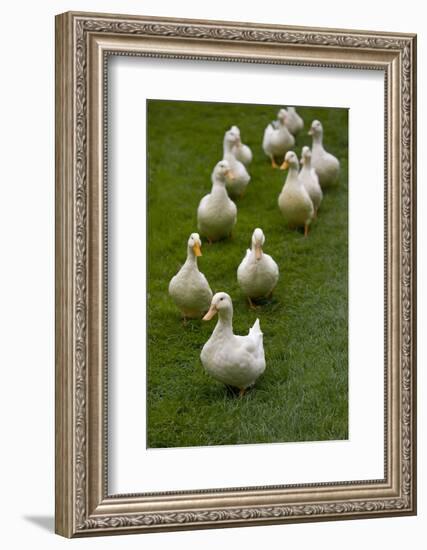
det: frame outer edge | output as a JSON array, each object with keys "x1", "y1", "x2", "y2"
[
  {"x1": 54, "y1": 10, "x2": 417, "y2": 537},
  {"x1": 55, "y1": 12, "x2": 75, "y2": 538},
  {"x1": 62, "y1": 10, "x2": 417, "y2": 40},
  {"x1": 410, "y1": 34, "x2": 417, "y2": 514}
]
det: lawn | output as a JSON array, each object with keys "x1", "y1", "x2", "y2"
[{"x1": 146, "y1": 99, "x2": 348, "y2": 448}]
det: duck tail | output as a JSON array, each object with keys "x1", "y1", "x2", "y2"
[
  {"x1": 262, "y1": 126, "x2": 273, "y2": 153},
  {"x1": 249, "y1": 318, "x2": 263, "y2": 336}
]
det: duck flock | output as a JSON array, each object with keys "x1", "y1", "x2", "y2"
[{"x1": 167, "y1": 107, "x2": 341, "y2": 397}]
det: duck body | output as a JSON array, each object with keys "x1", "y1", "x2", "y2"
[
  {"x1": 232, "y1": 142, "x2": 253, "y2": 166},
  {"x1": 278, "y1": 152, "x2": 314, "y2": 233},
  {"x1": 224, "y1": 153, "x2": 250, "y2": 198},
  {"x1": 309, "y1": 120, "x2": 340, "y2": 188},
  {"x1": 201, "y1": 293, "x2": 265, "y2": 391},
  {"x1": 197, "y1": 161, "x2": 237, "y2": 242},
  {"x1": 263, "y1": 110, "x2": 295, "y2": 167},
  {"x1": 311, "y1": 144, "x2": 340, "y2": 188},
  {"x1": 299, "y1": 146, "x2": 323, "y2": 214},
  {"x1": 237, "y1": 228, "x2": 279, "y2": 301},
  {"x1": 223, "y1": 130, "x2": 250, "y2": 198},
  {"x1": 168, "y1": 233, "x2": 213, "y2": 318},
  {"x1": 285, "y1": 107, "x2": 304, "y2": 136},
  {"x1": 230, "y1": 126, "x2": 253, "y2": 166},
  {"x1": 238, "y1": 252, "x2": 279, "y2": 300}
]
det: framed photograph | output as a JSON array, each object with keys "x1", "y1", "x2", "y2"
[{"x1": 55, "y1": 11, "x2": 417, "y2": 537}]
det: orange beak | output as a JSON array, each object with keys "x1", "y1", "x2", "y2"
[
  {"x1": 192, "y1": 242, "x2": 202, "y2": 257},
  {"x1": 255, "y1": 244, "x2": 262, "y2": 260},
  {"x1": 226, "y1": 170, "x2": 235, "y2": 181},
  {"x1": 308, "y1": 128, "x2": 314, "y2": 136},
  {"x1": 280, "y1": 160, "x2": 289, "y2": 170},
  {"x1": 202, "y1": 304, "x2": 217, "y2": 321}
]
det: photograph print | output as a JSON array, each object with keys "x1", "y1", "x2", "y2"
[{"x1": 147, "y1": 99, "x2": 348, "y2": 449}]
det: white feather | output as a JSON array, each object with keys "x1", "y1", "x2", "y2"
[
  {"x1": 278, "y1": 152, "x2": 314, "y2": 228},
  {"x1": 237, "y1": 229, "x2": 279, "y2": 300},
  {"x1": 309, "y1": 120, "x2": 340, "y2": 188},
  {"x1": 168, "y1": 233, "x2": 213, "y2": 318},
  {"x1": 201, "y1": 293, "x2": 266, "y2": 390},
  {"x1": 197, "y1": 161, "x2": 237, "y2": 241},
  {"x1": 263, "y1": 110, "x2": 295, "y2": 163}
]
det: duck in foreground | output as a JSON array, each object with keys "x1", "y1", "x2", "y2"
[
  {"x1": 197, "y1": 160, "x2": 237, "y2": 242},
  {"x1": 262, "y1": 108, "x2": 295, "y2": 168},
  {"x1": 223, "y1": 130, "x2": 251, "y2": 198},
  {"x1": 237, "y1": 228, "x2": 279, "y2": 309},
  {"x1": 201, "y1": 292, "x2": 266, "y2": 397},
  {"x1": 299, "y1": 146, "x2": 323, "y2": 217},
  {"x1": 308, "y1": 120, "x2": 340, "y2": 188},
  {"x1": 229, "y1": 125, "x2": 253, "y2": 166},
  {"x1": 168, "y1": 233, "x2": 213, "y2": 320},
  {"x1": 279, "y1": 151, "x2": 314, "y2": 237}
]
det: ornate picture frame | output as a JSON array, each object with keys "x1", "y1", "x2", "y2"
[{"x1": 55, "y1": 11, "x2": 417, "y2": 537}]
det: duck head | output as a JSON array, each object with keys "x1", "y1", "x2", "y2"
[
  {"x1": 252, "y1": 228, "x2": 265, "y2": 260},
  {"x1": 280, "y1": 150, "x2": 299, "y2": 171},
  {"x1": 224, "y1": 129, "x2": 238, "y2": 148},
  {"x1": 308, "y1": 119, "x2": 323, "y2": 138},
  {"x1": 187, "y1": 232, "x2": 202, "y2": 257},
  {"x1": 203, "y1": 292, "x2": 233, "y2": 321},
  {"x1": 229, "y1": 125, "x2": 241, "y2": 143},
  {"x1": 277, "y1": 108, "x2": 288, "y2": 124},
  {"x1": 212, "y1": 159, "x2": 233, "y2": 182}
]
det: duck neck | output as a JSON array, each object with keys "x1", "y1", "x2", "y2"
[
  {"x1": 223, "y1": 148, "x2": 237, "y2": 167},
  {"x1": 312, "y1": 132, "x2": 323, "y2": 150},
  {"x1": 211, "y1": 178, "x2": 229, "y2": 199},
  {"x1": 286, "y1": 165, "x2": 300, "y2": 186},
  {"x1": 212, "y1": 309, "x2": 233, "y2": 338},
  {"x1": 302, "y1": 157, "x2": 312, "y2": 171},
  {"x1": 223, "y1": 140, "x2": 234, "y2": 156},
  {"x1": 183, "y1": 247, "x2": 198, "y2": 269},
  {"x1": 250, "y1": 243, "x2": 263, "y2": 261}
]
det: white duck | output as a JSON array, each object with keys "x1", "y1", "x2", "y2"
[
  {"x1": 285, "y1": 107, "x2": 304, "y2": 136},
  {"x1": 309, "y1": 120, "x2": 340, "y2": 188},
  {"x1": 201, "y1": 292, "x2": 266, "y2": 396},
  {"x1": 263, "y1": 109, "x2": 295, "y2": 168},
  {"x1": 197, "y1": 160, "x2": 237, "y2": 242},
  {"x1": 223, "y1": 130, "x2": 250, "y2": 198},
  {"x1": 299, "y1": 146, "x2": 323, "y2": 216},
  {"x1": 229, "y1": 125, "x2": 253, "y2": 166},
  {"x1": 237, "y1": 228, "x2": 279, "y2": 308},
  {"x1": 278, "y1": 151, "x2": 314, "y2": 237},
  {"x1": 168, "y1": 233, "x2": 213, "y2": 320}
]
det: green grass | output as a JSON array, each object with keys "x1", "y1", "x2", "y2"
[{"x1": 147, "y1": 99, "x2": 348, "y2": 448}]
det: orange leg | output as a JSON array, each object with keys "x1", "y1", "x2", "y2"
[
  {"x1": 247, "y1": 296, "x2": 258, "y2": 310},
  {"x1": 304, "y1": 223, "x2": 309, "y2": 238},
  {"x1": 271, "y1": 156, "x2": 279, "y2": 169},
  {"x1": 239, "y1": 388, "x2": 246, "y2": 398}
]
